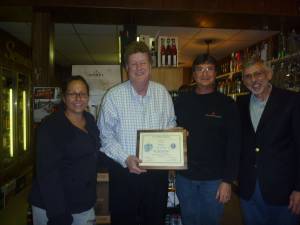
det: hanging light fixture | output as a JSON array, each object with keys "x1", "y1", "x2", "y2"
[{"x1": 204, "y1": 39, "x2": 213, "y2": 55}]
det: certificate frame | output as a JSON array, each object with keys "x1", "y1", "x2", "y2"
[{"x1": 136, "y1": 128, "x2": 187, "y2": 170}]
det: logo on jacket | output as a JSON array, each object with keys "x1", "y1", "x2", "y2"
[{"x1": 205, "y1": 111, "x2": 222, "y2": 119}]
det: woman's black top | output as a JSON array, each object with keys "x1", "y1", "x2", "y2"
[{"x1": 29, "y1": 109, "x2": 100, "y2": 225}]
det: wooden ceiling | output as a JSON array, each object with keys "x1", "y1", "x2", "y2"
[
  {"x1": 0, "y1": 0, "x2": 300, "y2": 30},
  {"x1": 0, "y1": 0, "x2": 299, "y2": 67}
]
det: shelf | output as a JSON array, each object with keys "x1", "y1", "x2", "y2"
[
  {"x1": 266, "y1": 51, "x2": 300, "y2": 65},
  {"x1": 217, "y1": 51, "x2": 300, "y2": 80},
  {"x1": 216, "y1": 71, "x2": 241, "y2": 80},
  {"x1": 228, "y1": 92, "x2": 248, "y2": 97}
]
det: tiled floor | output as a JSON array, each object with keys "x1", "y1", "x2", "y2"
[{"x1": 0, "y1": 186, "x2": 244, "y2": 225}]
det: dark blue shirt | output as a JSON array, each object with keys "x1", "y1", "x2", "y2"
[{"x1": 29, "y1": 109, "x2": 100, "y2": 224}]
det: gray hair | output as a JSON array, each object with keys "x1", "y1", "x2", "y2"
[{"x1": 242, "y1": 56, "x2": 272, "y2": 75}]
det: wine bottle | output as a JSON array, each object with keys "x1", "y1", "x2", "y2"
[
  {"x1": 151, "y1": 41, "x2": 157, "y2": 67},
  {"x1": 166, "y1": 38, "x2": 172, "y2": 66},
  {"x1": 161, "y1": 38, "x2": 166, "y2": 67},
  {"x1": 171, "y1": 38, "x2": 177, "y2": 67}
]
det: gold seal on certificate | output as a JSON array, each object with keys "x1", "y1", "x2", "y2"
[{"x1": 136, "y1": 128, "x2": 187, "y2": 170}]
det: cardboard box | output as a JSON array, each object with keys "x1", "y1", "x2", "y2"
[
  {"x1": 95, "y1": 173, "x2": 110, "y2": 224},
  {"x1": 139, "y1": 35, "x2": 151, "y2": 48},
  {"x1": 157, "y1": 36, "x2": 179, "y2": 67}
]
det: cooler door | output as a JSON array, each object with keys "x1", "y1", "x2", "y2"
[{"x1": 0, "y1": 69, "x2": 16, "y2": 170}]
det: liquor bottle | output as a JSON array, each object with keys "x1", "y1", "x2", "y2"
[
  {"x1": 231, "y1": 75, "x2": 236, "y2": 94},
  {"x1": 151, "y1": 41, "x2": 157, "y2": 67},
  {"x1": 278, "y1": 32, "x2": 286, "y2": 59},
  {"x1": 224, "y1": 78, "x2": 230, "y2": 95},
  {"x1": 236, "y1": 74, "x2": 242, "y2": 93},
  {"x1": 260, "y1": 41, "x2": 268, "y2": 61},
  {"x1": 254, "y1": 45, "x2": 261, "y2": 59},
  {"x1": 166, "y1": 38, "x2": 172, "y2": 66},
  {"x1": 287, "y1": 29, "x2": 298, "y2": 54},
  {"x1": 271, "y1": 36, "x2": 279, "y2": 60},
  {"x1": 27, "y1": 205, "x2": 33, "y2": 225},
  {"x1": 230, "y1": 52, "x2": 234, "y2": 72},
  {"x1": 226, "y1": 61, "x2": 230, "y2": 73},
  {"x1": 221, "y1": 61, "x2": 226, "y2": 74},
  {"x1": 171, "y1": 38, "x2": 177, "y2": 67},
  {"x1": 161, "y1": 38, "x2": 166, "y2": 67},
  {"x1": 267, "y1": 38, "x2": 274, "y2": 61},
  {"x1": 217, "y1": 80, "x2": 225, "y2": 94},
  {"x1": 165, "y1": 214, "x2": 171, "y2": 225},
  {"x1": 235, "y1": 51, "x2": 241, "y2": 71}
]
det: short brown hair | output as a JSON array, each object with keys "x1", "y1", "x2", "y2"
[{"x1": 123, "y1": 41, "x2": 152, "y2": 66}]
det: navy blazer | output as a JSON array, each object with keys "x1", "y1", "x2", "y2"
[{"x1": 237, "y1": 87, "x2": 300, "y2": 205}]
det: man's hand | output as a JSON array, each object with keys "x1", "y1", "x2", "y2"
[
  {"x1": 125, "y1": 155, "x2": 147, "y2": 174},
  {"x1": 216, "y1": 182, "x2": 231, "y2": 204},
  {"x1": 289, "y1": 191, "x2": 300, "y2": 215}
]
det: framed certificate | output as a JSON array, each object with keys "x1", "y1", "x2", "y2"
[{"x1": 136, "y1": 129, "x2": 187, "y2": 170}]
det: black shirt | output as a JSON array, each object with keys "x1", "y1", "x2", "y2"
[
  {"x1": 175, "y1": 90, "x2": 241, "y2": 182},
  {"x1": 29, "y1": 109, "x2": 100, "y2": 224}
]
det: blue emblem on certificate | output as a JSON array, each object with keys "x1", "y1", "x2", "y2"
[
  {"x1": 144, "y1": 143, "x2": 153, "y2": 152},
  {"x1": 170, "y1": 143, "x2": 176, "y2": 149}
]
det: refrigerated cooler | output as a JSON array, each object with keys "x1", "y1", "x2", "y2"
[{"x1": 0, "y1": 67, "x2": 31, "y2": 176}]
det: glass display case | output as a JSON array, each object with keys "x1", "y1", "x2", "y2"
[
  {"x1": 17, "y1": 73, "x2": 31, "y2": 156},
  {"x1": 0, "y1": 67, "x2": 31, "y2": 172}
]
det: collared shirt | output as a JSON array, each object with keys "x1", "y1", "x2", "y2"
[
  {"x1": 98, "y1": 80, "x2": 176, "y2": 167},
  {"x1": 250, "y1": 92, "x2": 270, "y2": 132}
]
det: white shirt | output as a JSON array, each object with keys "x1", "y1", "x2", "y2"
[
  {"x1": 250, "y1": 94, "x2": 269, "y2": 132},
  {"x1": 98, "y1": 80, "x2": 176, "y2": 167}
]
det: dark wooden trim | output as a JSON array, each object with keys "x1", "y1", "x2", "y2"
[
  {"x1": 0, "y1": 1, "x2": 300, "y2": 30},
  {"x1": 1, "y1": 0, "x2": 298, "y2": 16}
]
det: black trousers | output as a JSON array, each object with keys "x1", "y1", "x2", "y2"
[{"x1": 108, "y1": 162, "x2": 168, "y2": 225}]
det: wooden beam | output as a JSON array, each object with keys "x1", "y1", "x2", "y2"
[
  {"x1": 0, "y1": 1, "x2": 299, "y2": 30},
  {"x1": 1, "y1": 0, "x2": 299, "y2": 16}
]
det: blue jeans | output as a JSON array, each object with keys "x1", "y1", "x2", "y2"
[
  {"x1": 176, "y1": 174, "x2": 224, "y2": 225},
  {"x1": 240, "y1": 181, "x2": 300, "y2": 225},
  {"x1": 32, "y1": 206, "x2": 96, "y2": 225}
]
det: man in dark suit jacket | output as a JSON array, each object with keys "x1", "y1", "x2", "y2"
[{"x1": 237, "y1": 57, "x2": 300, "y2": 225}]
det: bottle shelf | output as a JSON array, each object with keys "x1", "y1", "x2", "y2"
[
  {"x1": 216, "y1": 71, "x2": 241, "y2": 80},
  {"x1": 217, "y1": 51, "x2": 300, "y2": 79},
  {"x1": 226, "y1": 92, "x2": 249, "y2": 100},
  {"x1": 228, "y1": 92, "x2": 249, "y2": 97},
  {"x1": 266, "y1": 51, "x2": 300, "y2": 65}
]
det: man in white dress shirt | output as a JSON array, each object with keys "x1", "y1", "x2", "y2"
[{"x1": 98, "y1": 41, "x2": 176, "y2": 225}]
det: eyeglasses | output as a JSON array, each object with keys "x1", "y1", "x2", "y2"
[
  {"x1": 243, "y1": 71, "x2": 265, "y2": 80},
  {"x1": 65, "y1": 92, "x2": 88, "y2": 99},
  {"x1": 194, "y1": 66, "x2": 215, "y2": 73},
  {"x1": 128, "y1": 62, "x2": 148, "y2": 69}
]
